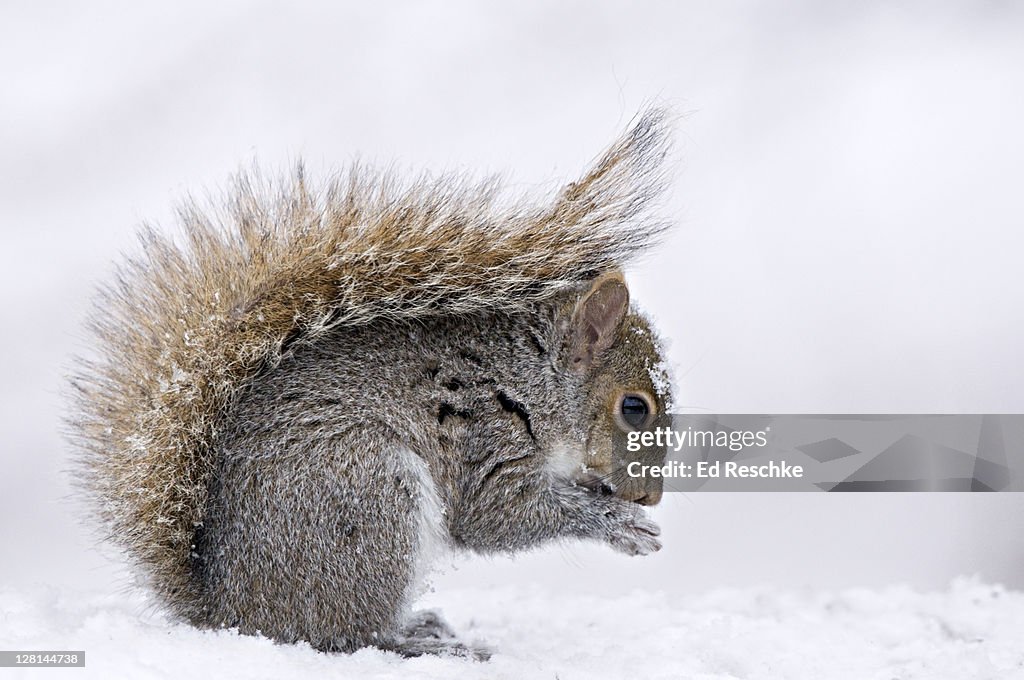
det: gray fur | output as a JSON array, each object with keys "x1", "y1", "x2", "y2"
[{"x1": 190, "y1": 292, "x2": 669, "y2": 656}]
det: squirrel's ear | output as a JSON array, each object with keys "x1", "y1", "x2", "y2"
[{"x1": 569, "y1": 271, "x2": 630, "y2": 372}]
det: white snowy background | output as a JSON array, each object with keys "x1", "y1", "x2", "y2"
[{"x1": 2, "y1": 1, "x2": 1023, "y2": 678}]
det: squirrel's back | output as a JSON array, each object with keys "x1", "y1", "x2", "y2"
[{"x1": 67, "y1": 110, "x2": 671, "y2": 627}]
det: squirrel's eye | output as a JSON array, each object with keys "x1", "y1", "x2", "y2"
[{"x1": 619, "y1": 394, "x2": 651, "y2": 429}]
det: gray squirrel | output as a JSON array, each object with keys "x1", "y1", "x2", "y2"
[{"x1": 68, "y1": 110, "x2": 674, "y2": 660}]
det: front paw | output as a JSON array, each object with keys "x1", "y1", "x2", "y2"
[{"x1": 604, "y1": 501, "x2": 662, "y2": 556}]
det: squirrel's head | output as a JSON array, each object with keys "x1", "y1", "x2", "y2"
[{"x1": 560, "y1": 271, "x2": 672, "y2": 506}]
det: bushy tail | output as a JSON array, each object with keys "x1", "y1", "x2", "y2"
[{"x1": 66, "y1": 109, "x2": 673, "y2": 615}]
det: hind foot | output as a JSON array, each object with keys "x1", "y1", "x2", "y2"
[{"x1": 389, "y1": 609, "x2": 491, "y2": 661}]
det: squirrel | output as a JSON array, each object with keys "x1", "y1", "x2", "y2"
[{"x1": 67, "y1": 109, "x2": 674, "y2": 660}]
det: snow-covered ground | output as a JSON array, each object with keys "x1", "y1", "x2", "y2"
[{"x1": 2, "y1": 579, "x2": 1022, "y2": 679}]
